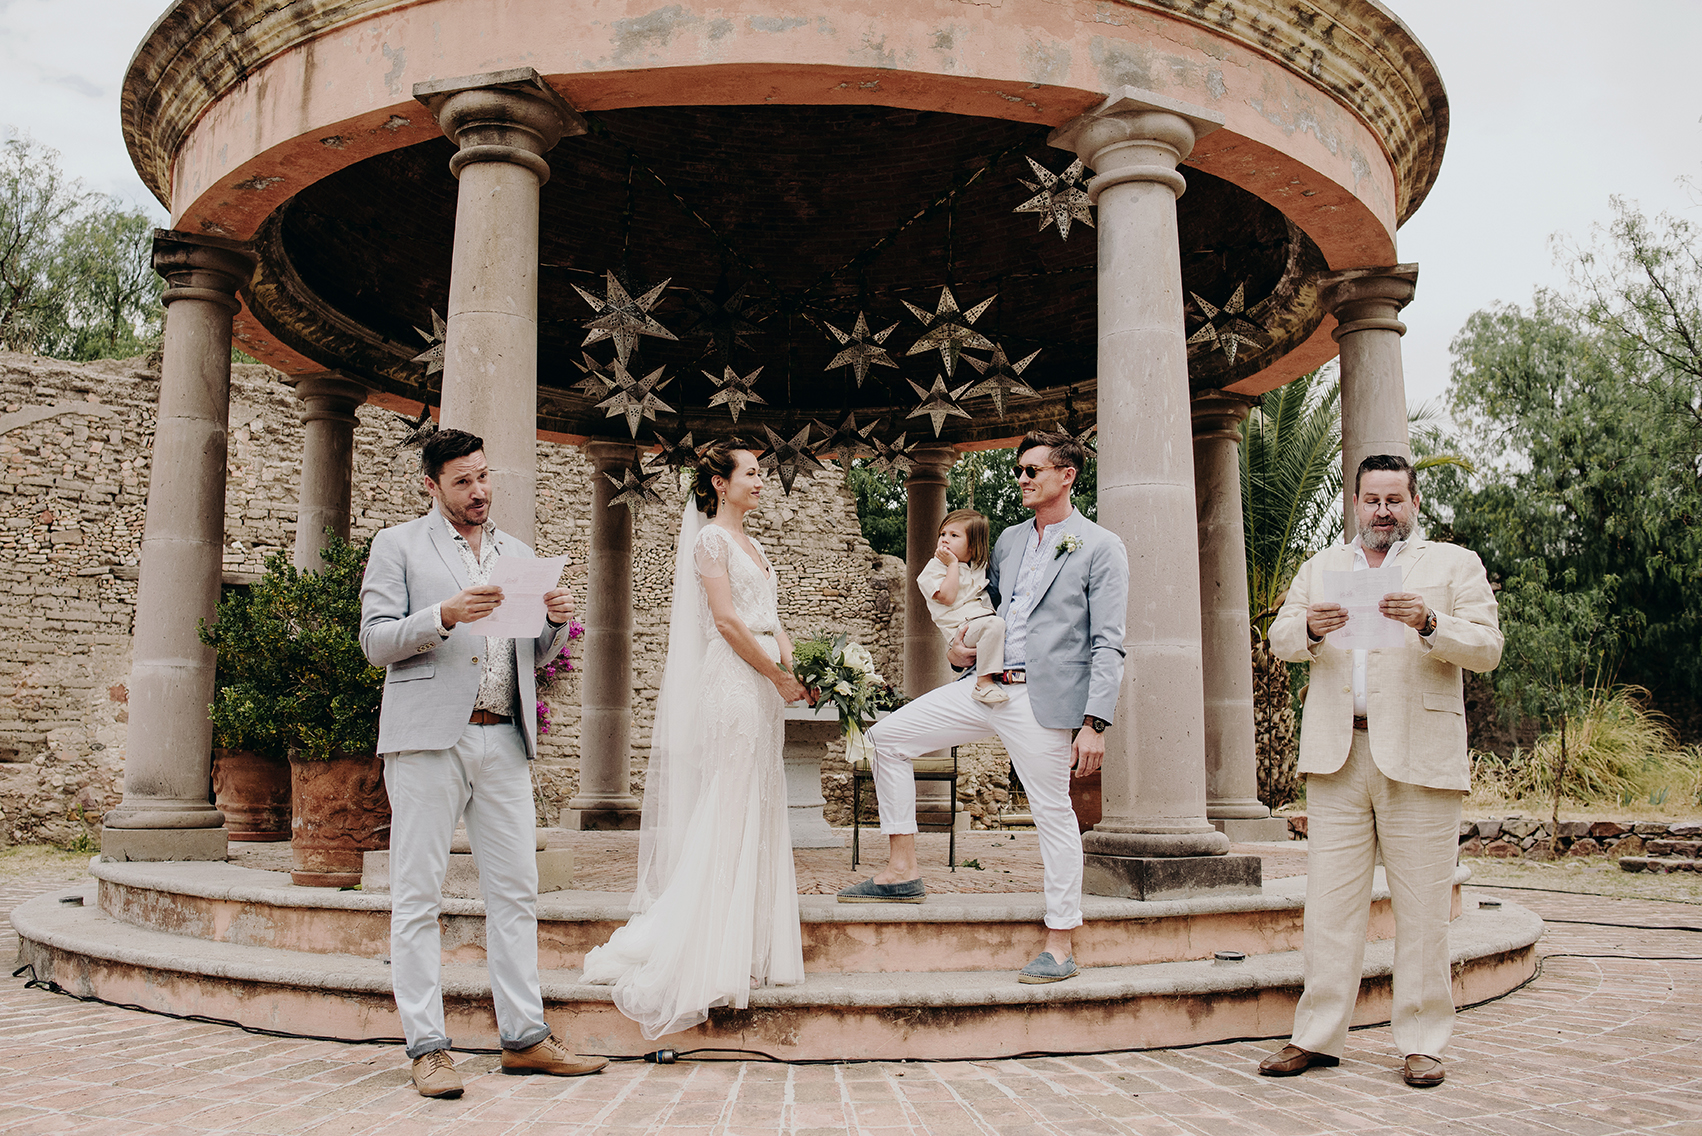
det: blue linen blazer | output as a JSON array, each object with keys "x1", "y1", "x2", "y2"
[
  {"x1": 359, "y1": 512, "x2": 571, "y2": 759},
  {"x1": 984, "y1": 509, "x2": 1129, "y2": 730}
]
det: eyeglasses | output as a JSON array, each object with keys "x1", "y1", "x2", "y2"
[{"x1": 1012, "y1": 464, "x2": 1060, "y2": 480}]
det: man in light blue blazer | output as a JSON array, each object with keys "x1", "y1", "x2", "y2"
[
  {"x1": 360, "y1": 428, "x2": 604, "y2": 1098},
  {"x1": 839, "y1": 429, "x2": 1129, "y2": 983}
]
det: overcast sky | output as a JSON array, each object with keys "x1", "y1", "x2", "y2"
[{"x1": 2, "y1": 0, "x2": 1698, "y2": 411}]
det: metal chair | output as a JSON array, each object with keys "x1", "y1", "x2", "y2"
[{"x1": 851, "y1": 746, "x2": 958, "y2": 871}]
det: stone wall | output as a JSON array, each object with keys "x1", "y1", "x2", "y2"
[
  {"x1": 0, "y1": 351, "x2": 934, "y2": 843},
  {"x1": 1285, "y1": 813, "x2": 1699, "y2": 860}
]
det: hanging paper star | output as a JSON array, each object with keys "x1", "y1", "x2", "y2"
[
  {"x1": 867, "y1": 431, "x2": 917, "y2": 478},
  {"x1": 1013, "y1": 156, "x2": 1095, "y2": 241},
  {"x1": 573, "y1": 271, "x2": 678, "y2": 365},
  {"x1": 905, "y1": 375, "x2": 974, "y2": 438},
  {"x1": 595, "y1": 361, "x2": 674, "y2": 437},
  {"x1": 1186, "y1": 283, "x2": 1270, "y2": 367},
  {"x1": 809, "y1": 413, "x2": 880, "y2": 468},
  {"x1": 644, "y1": 426, "x2": 700, "y2": 473},
  {"x1": 411, "y1": 309, "x2": 447, "y2": 376},
  {"x1": 758, "y1": 424, "x2": 827, "y2": 495},
  {"x1": 389, "y1": 407, "x2": 437, "y2": 456},
  {"x1": 605, "y1": 461, "x2": 668, "y2": 511},
  {"x1": 570, "y1": 351, "x2": 619, "y2": 399},
  {"x1": 703, "y1": 364, "x2": 767, "y2": 424},
  {"x1": 821, "y1": 311, "x2": 901, "y2": 386},
  {"x1": 962, "y1": 343, "x2": 1042, "y2": 418},
  {"x1": 1075, "y1": 423, "x2": 1099, "y2": 454},
  {"x1": 679, "y1": 281, "x2": 770, "y2": 362},
  {"x1": 903, "y1": 286, "x2": 996, "y2": 377}
]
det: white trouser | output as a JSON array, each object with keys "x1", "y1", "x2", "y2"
[
  {"x1": 383, "y1": 721, "x2": 548, "y2": 1058},
  {"x1": 866, "y1": 679, "x2": 1082, "y2": 930},
  {"x1": 1291, "y1": 730, "x2": 1463, "y2": 1060}
]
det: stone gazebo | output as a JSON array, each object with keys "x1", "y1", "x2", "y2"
[{"x1": 109, "y1": 0, "x2": 1443, "y2": 896}]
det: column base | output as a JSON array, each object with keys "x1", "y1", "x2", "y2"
[
  {"x1": 100, "y1": 826, "x2": 228, "y2": 862},
  {"x1": 1210, "y1": 816, "x2": 1292, "y2": 842},
  {"x1": 562, "y1": 807, "x2": 643, "y2": 831},
  {"x1": 1083, "y1": 852, "x2": 1262, "y2": 901}
]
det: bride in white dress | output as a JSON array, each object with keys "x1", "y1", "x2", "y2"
[{"x1": 580, "y1": 440, "x2": 809, "y2": 1039}]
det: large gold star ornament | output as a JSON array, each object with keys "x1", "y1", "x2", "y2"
[
  {"x1": 903, "y1": 286, "x2": 995, "y2": 377},
  {"x1": 809, "y1": 413, "x2": 880, "y2": 468},
  {"x1": 703, "y1": 364, "x2": 767, "y2": 423},
  {"x1": 867, "y1": 432, "x2": 918, "y2": 478},
  {"x1": 758, "y1": 424, "x2": 827, "y2": 495},
  {"x1": 570, "y1": 351, "x2": 618, "y2": 399},
  {"x1": 605, "y1": 461, "x2": 668, "y2": 511},
  {"x1": 822, "y1": 312, "x2": 901, "y2": 386},
  {"x1": 905, "y1": 375, "x2": 973, "y2": 438},
  {"x1": 595, "y1": 361, "x2": 674, "y2": 437},
  {"x1": 411, "y1": 309, "x2": 447, "y2": 376},
  {"x1": 1186, "y1": 283, "x2": 1269, "y2": 366},
  {"x1": 644, "y1": 427, "x2": 701, "y2": 473},
  {"x1": 573, "y1": 271, "x2": 678, "y2": 364},
  {"x1": 1013, "y1": 157, "x2": 1095, "y2": 241},
  {"x1": 962, "y1": 343, "x2": 1041, "y2": 418}
]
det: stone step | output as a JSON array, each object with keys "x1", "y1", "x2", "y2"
[
  {"x1": 1619, "y1": 856, "x2": 1702, "y2": 873},
  {"x1": 86, "y1": 860, "x2": 1442, "y2": 974},
  {"x1": 12, "y1": 884, "x2": 1541, "y2": 1061}
]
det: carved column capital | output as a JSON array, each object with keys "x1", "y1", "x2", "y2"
[
  {"x1": 1320, "y1": 264, "x2": 1419, "y2": 341},
  {"x1": 1190, "y1": 390, "x2": 1258, "y2": 443},
  {"x1": 1050, "y1": 87, "x2": 1225, "y2": 202},
  {"x1": 414, "y1": 67, "x2": 586, "y2": 184},
  {"x1": 290, "y1": 373, "x2": 367, "y2": 426},
  {"x1": 152, "y1": 229, "x2": 255, "y2": 313},
  {"x1": 906, "y1": 442, "x2": 957, "y2": 487}
]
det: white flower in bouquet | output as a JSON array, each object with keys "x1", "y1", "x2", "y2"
[
  {"x1": 843, "y1": 642, "x2": 875, "y2": 676},
  {"x1": 834, "y1": 680, "x2": 854, "y2": 697}
]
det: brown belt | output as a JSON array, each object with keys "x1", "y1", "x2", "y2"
[
  {"x1": 1353, "y1": 715, "x2": 1368, "y2": 731},
  {"x1": 470, "y1": 710, "x2": 512, "y2": 725}
]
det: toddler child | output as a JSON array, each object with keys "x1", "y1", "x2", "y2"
[{"x1": 917, "y1": 508, "x2": 1008, "y2": 705}]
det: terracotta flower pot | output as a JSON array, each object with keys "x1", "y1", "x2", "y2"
[
  {"x1": 290, "y1": 753, "x2": 391, "y2": 887},
  {"x1": 1069, "y1": 770, "x2": 1102, "y2": 833},
  {"x1": 212, "y1": 748, "x2": 292, "y2": 841}
]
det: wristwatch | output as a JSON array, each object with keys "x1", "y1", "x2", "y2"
[
  {"x1": 1084, "y1": 716, "x2": 1110, "y2": 734},
  {"x1": 1420, "y1": 608, "x2": 1438, "y2": 637}
]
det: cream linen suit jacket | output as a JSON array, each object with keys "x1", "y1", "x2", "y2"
[{"x1": 1268, "y1": 538, "x2": 1503, "y2": 791}]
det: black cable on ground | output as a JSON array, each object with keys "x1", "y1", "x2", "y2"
[{"x1": 1472, "y1": 881, "x2": 1702, "y2": 905}]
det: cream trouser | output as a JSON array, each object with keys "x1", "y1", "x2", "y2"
[
  {"x1": 866, "y1": 679, "x2": 1082, "y2": 930},
  {"x1": 960, "y1": 614, "x2": 1007, "y2": 680},
  {"x1": 383, "y1": 721, "x2": 549, "y2": 1058},
  {"x1": 1291, "y1": 730, "x2": 1464, "y2": 1060}
]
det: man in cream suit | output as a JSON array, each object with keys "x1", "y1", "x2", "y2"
[
  {"x1": 360, "y1": 428, "x2": 605, "y2": 1098},
  {"x1": 838, "y1": 429, "x2": 1129, "y2": 985},
  {"x1": 1259, "y1": 454, "x2": 1502, "y2": 1088}
]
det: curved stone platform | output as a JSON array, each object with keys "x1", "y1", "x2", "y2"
[{"x1": 13, "y1": 861, "x2": 1541, "y2": 1061}]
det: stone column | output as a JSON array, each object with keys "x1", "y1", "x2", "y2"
[
  {"x1": 1192, "y1": 391, "x2": 1288, "y2": 842},
  {"x1": 905, "y1": 443, "x2": 956, "y2": 824},
  {"x1": 1051, "y1": 88, "x2": 1257, "y2": 899},
  {"x1": 101, "y1": 231, "x2": 255, "y2": 861},
  {"x1": 290, "y1": 374, "x2": 367, "y2": 571},
  {"x1": 415, "y1": 68, "x2": 585, "y2": 549},
  {"x1": 567, "y1": 442, "x2": 642, "y2": 829},
  {"x1": 1321, "y1": 265, "x2": 1418, "y2": 539}
]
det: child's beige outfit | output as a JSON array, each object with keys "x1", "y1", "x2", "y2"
[{"x1": 916, "y1": 559, "x2": 1008, "y2": 704}]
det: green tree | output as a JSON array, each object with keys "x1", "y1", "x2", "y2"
[{"x1": 0, "y1": 134, "x2": 86, "y2": 351}]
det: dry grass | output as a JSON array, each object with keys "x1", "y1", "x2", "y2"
[
  {"x1": 0, "y1": 844, "x2": 94, "y2": 883},
  {"x1": 1466, "y1": 855, "x2": 1702, "y2": 904}
]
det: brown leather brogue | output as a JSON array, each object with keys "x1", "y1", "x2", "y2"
[
  {"x1": 1257, "y1": 1044, "x2": 1341, "y2": 1076},
  {"x1": 1403, "y1": 1054, "x2": 1445, "y2": 1087}
]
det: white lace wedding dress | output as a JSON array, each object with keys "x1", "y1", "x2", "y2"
[{"x1": 580, "y1": 520, "x2": 804, "y2": 1039}]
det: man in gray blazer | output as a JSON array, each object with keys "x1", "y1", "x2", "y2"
[
  {"x1": 360, "y1": 428, "x2": 605, "y2": 1098},
  {"x1": 838, "y1": 429, "x2": 1129, "y2": 983}
]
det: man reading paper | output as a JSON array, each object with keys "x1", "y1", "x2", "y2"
[{"x1": 1258, "y1": 454, "x2": 1502, "y2": 1088}]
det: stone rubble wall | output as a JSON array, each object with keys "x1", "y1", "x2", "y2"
[
  {"x1": 2, "y1": 351, "x2": 1000, "y2": 844},
  {"x1": 1286, "y1": 813, "x2": 1700, "y2": 859}
]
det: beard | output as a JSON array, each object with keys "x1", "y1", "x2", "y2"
[{"x1": 1361, "y1": 514, "x2": 1413, "y2": 552}]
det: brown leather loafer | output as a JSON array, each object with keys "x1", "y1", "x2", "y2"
[
  {"x1": 1258, "y1": 1044, "x2": 1341, "y2": 1076},
  {"x1": 1403, "y1": 1054, "x2": 1445, "y2": 1087},
  {"x1": 501, "y1": 1034, "x2": 608, "y2": 1077}
]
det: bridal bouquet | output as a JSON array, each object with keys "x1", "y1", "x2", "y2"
[{"x1": 789, "y1": 632, "x2": 901, "y2": 765}]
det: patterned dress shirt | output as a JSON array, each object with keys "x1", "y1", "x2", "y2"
[
  {"x1": 430, "y1": 509, "x2": 517, "y2": 716},
  {"x1": 1000, "y1": 509, "x2": 1077, "y2": 670}
]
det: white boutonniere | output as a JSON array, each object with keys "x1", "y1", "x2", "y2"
[{"x1": 1055, "y1": 534, "x2": 1082, "y2": 559}]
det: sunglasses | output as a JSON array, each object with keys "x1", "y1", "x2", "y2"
[{"x1": 1012, "y1": 463, "x2": 1060, "y2": 480}]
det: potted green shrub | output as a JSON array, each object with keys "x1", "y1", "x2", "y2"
[
  {"x1": 200, "y1": 575, "x2": 292, "y2": 842},
  {"x1": 202, "y1": 535, "x2": 389, "y2": 886}
]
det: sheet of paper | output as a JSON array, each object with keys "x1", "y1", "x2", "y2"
[
  {"x1": 1320, "y1": 565, "x2": 1406, "y2": 650},
  {"x1": 460, "y1": 555, "x2": 571, "y2": 639}
]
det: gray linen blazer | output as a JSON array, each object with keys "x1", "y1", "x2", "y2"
[
  {"x1": 984, "y1": 509, "x2": 1129, "y2": 730},
  {"x1": 359, "y1": 511, "x2": 570, "y2": 759}
]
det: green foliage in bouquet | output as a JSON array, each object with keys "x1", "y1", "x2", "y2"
[
  {"x1": 199, "y1": 534, "x2": 385, "y2": 762},
  {"x1": 788, "y1": 632, "x2": 901, "y2": 736}
]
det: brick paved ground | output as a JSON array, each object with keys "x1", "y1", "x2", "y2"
[{"x1": 5, "y1": 868, "x2": 1701, "y2": 1134}]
